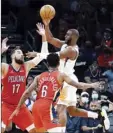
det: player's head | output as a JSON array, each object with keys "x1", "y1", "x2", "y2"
[
  {"x1": 47, "y1": 53, "x2": 60, "y2": 68},
  {"x1": 11, "y1": 47, "x2": 24, "y2": 65},
  {"x1": 65, "y1": 29, "x2": 79, "y2": 45}
]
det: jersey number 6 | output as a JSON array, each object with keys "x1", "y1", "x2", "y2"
[{"x1": 41, "y1": 85, "x2": 48, "y2": 97}]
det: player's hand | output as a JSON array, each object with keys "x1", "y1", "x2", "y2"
[
  {"x1": 90, "y1": 81, "x2": 105, "y2": 89},
  {"x1": 36, "y1": 23, "x2": 45, "y2": 36},
  {"x1": 2, "y1": 37, "x2": 9, "y2": 53},
  {"x1": 43, "y1": 19, "x2": 50, "y2": 26},
  {"x1": 25, "y1": 51, "x2": 37, "y2": 58},
  {"x1": 9, "y1": 108, "x2": 20, "y2": 120}
]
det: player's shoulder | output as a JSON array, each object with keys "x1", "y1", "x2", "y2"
[
  {"x1": 2, "y1": 62, "x2": 9, "y2": 69},
  {"x1": 2, "y1": 62, "x2": 9, "y2": 66},
  {"x1": 40, "y1": 71, "x2": 49, "y2": 77}
]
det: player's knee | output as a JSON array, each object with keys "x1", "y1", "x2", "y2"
[
  {"x1": 57, "y1": 105, "x2": 67, "y2": 126},
  {"x1": 29, "y1": 128, "x2": 37, "y2": 133},
  {"x1": 59, "y1": 112, "x2": 67, "y2": 126},
  {"x1": 36, "y1": 128, "x2": 46, "y2": 133}
]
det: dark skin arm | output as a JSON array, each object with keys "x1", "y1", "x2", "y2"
[
  {"x1": 58, "y1": 73, "x2": 101, "y2": 90},
  {"x1": 43, "y1": 19, "x2": 65, "y2": 48}
]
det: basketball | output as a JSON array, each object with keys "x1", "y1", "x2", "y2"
[{"x1": 40, "y1": 5, "x2": 55, "y2": 20}]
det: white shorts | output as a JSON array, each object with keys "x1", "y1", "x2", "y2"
[{"x1": 57, "y1": 74, "x2": 78, "y2": 107}]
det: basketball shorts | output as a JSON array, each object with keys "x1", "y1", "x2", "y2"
[
  {"x1": 32, "y1": 99, "x2": 61, "y2": 130},
  {"x1": 57, "y1": 74, "x2": 78, "y2": 107},
  {"x1": 2, "y1": 102, "x2": 35, "y2": 131}
]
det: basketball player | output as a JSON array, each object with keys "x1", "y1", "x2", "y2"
[
  {"x1": 26, "y1": 22, "x2": 109, "y2": 131},
  {"x1": 1, "y1": 34, "x2": 47, "y2": 133},
  {"x1": 10, "y1": 53, "x2": 102, "y2": 133}
]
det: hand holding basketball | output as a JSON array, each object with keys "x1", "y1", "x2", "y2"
[{"x1": 40, "y1": 5, "x2": 55, "y2": 21}]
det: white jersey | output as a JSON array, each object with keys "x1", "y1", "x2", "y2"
[
  {"x1": 58, "y1": 44, "x2": 79, "y2": 106},
  {"x1": 59, "y1": 44, "x2": 79, "y2": 75}
]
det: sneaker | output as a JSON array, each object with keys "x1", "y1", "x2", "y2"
[{"x1": 101, "y1": 108, "x2": 110, "y2": 130}]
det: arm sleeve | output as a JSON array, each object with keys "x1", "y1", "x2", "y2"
[{"x1": 41, "y1": 41, "x2": 49, "y2": 53}]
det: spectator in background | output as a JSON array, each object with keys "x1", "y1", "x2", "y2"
[
  {"x1": 91, "y1": 90, "x2": 99, "y2": 102},
  {"x1": 100, "y1": 92, "x2": 108, "y2": 101},
  {"x1": 96, "y1": 28, "x2": 113, "y2": 54},
  {"x1": 76, "y1": 93, "x2": 81, "y2": 107},
  {"x1": 84, "y1": 61, "x2": 106, "y2": 83},
  {"x1": 103, "y1": 63, "x2": 113, "y2": 94},
  {"x1": 25, "y1": 75, "x2": 36, "y2": 111},
  {"x1": 96, "y1": 28, "x2": 113, "y2": 69},
  {"x1": 79, "y1": 92, "x2": 89, "y2": 109},
  {"x1": 66, "y1": 112, "x2": 82, "y2": 133},
  {"x1": 81, "y1": 101, "x2": 103, "y2": 133},
  {"x1": 75, "y1": 41, "x2": 96, "y2": 82},
  {"x1": 26, "y1": 75, "x2": 34, "y2": 88},
  {"x1": 66, "y1": 96, "x2": 82, "y2": 133}
]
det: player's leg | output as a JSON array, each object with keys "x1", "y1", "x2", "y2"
[
  {"x1": 1, "y1": 103, "x2": 13, "y2": 133},
  {"x1": 57, "y1": 104, "x2": 67, "y2": 126},
  {"x1": 32, "y1": 102, "x2": 47, "y2": 133},
  {"x1": 67, "y1": 106, "x2": 98, "y2": 119},
  {"x1": 47, "y1": 127, "x2": 65, "y2": 133},
  {"x1": 13, "y1": 105, "x2": 36, "y2": 133},
  {"x1": 5, "y1": 122, "x2": 13, "y2": 132},
  {"x1": 41, "y1": 105, "x2": 65, "y2": 133},
  {"x1": 35, "y1": 127, "x2": 46, "y2": 133},
  {"x1": 57, "y1": 82, "x2": 69, "y2": 127},
  {"x1": 1, "y1": 121, "x2": 5, "y2": 133}
]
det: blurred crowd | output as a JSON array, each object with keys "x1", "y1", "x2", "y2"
[{"x1": 1, "y1": 0, "x2": 113, "y2": 133}]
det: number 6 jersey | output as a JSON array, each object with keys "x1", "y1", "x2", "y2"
[
  {"x1": 36, "y1": 71, "x2": 62, "y2": 101},
  {"x1": 2, "y1": 65, "x2": 26, "y2": 105}
]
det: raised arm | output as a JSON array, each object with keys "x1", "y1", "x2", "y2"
[
  {"x1": 9, "y1": 76, "x2": 39, "y2": 120},
  {"x1": 43, "y1": 19, "x2": 65, "y2": 48},
  {"x1": 25, "y1": 23, "x2": 49, "y2": 71},
  {"x1": 62, "y1": 73, "x2": 101, "y2": 90},
  {"x1": 1, "y1": 63, "x2": 9, "y2": 79},
  {"x1": 1, "y1": 37, "x2": 9, "y2": 54}
]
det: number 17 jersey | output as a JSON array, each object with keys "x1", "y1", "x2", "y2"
[{"x1": 2, "y1": 65, "x2": 26, "y2": 106}]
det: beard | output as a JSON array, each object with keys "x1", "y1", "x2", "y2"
[
  {"x1": 15, "y1": 58, "x2": 24, "y2": 64},
  {"x1": 65, "y1": 39, "x2": 71, "y2": 45}
]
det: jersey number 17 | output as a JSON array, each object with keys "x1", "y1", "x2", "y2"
[{"x1": 13, "y1": 84, "x2": 20, "y2": 94}]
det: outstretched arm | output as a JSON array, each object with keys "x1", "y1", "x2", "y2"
[{"x1": 62, "y1": 73, "x2": 101, "y2": 90}]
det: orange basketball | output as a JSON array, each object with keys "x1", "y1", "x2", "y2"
[{"x1": 40, "y1": 5, "x2": 55, "y2": 20}]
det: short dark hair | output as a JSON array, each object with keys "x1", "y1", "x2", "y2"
[
  {"x1": 47, "y1": 53, "x2": 60, "y2": 67},
  {"x1": 70, "y1": 29, "x2": 79, "y2": 38}
]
